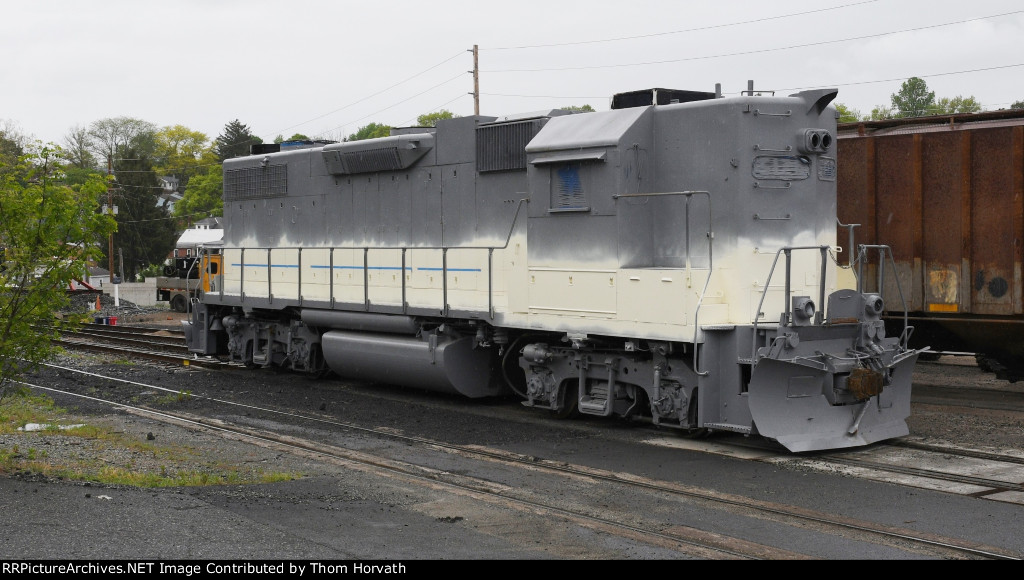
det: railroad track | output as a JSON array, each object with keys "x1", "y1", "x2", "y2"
[
  {"x1": 55, "y1": 323, "x2": 226, "y2": 369},
  {"x1": 21, "y1": 364, "x2": 1023, "y2": 560},
  {"x1": 80, "y1": 321, "x2": 185, "y2": 337}
]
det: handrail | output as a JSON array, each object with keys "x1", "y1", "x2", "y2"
[
  {"x1": 209, "y1": 199, "x2": 528, "y2": 319},
  {"x1": 751, "y1": 245, "x2": 830, "y2": 364},
  {"x1": 612, "y1": 191, "x2": 713, "y2": 376},
  {"x1": 856, "y1": 244, "x2": 911, "y2": 333},
  {"x1": 836, "y1": 219, "x2": 860, "y2": 268}
]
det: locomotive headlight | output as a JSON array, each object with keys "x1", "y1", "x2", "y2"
[
  {"x1": 864, "y1": 294, "x2": 884, "y2": 318},
  {"x1": 798, "y1": 129, "x2": 833, "y2": 154},
  {"x1": 792, "y1": 296, "x2": 816, "y2": 325}
]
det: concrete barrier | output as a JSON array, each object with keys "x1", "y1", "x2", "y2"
[{"x1": 101, "y1": 279, "x2": 159, "y2": 307}]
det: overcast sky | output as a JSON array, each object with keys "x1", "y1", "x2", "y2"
[{"x1": 3, "y1": 0, "x2": 1023, "y2": 146}]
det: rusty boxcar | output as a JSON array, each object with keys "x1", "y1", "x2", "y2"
[{"x1": 837, "y1": 109, "x2": 1024, "y2": 379}]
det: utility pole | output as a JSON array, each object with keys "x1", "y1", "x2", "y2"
[
  {"x1": 470, "y1": 44, "x2": 480, "y2": 115},
  {"x1": 107, "y1": 155, "x2": 114, "y2": 284}
]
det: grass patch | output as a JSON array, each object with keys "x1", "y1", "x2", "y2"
[
  {"x1": 0, "y1": 390, "x2": 302, "y2": 488},
  {"x1": 154, "y1": 390, "x2": 192, "y2": 405},
  {"x1": 11, "y1": 464, "x2": 301, "y2": 488},
  {"x1": 0, "y1": 389, "x2": 67, "y2": 435}
]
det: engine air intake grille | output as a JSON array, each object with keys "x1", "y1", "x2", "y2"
[
  {"x1": 336, "y1": 147, "x2": 404, "y2": 174},
  {"x1": 224, "y1": 164, "x2": 288, "y2": 200},
  {"x1": 477, "y1": 120, "x2": 541, "y2": 172}
]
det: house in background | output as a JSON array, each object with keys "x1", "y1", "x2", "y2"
[{"x1": 158, "y1": 176, "x2": 183, "y2": 214}]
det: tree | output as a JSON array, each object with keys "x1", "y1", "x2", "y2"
[
  {"x1": 0, "y1": 145, "x2": 116, "y2": 398},
  {"x1": 174, "y1": 169, "x2": 223, "y2": 223},
  {"x1": 834, "y1": 103, "x2": 862, "y2": 123},
  {"x1": 88, "y1": 116, "x2": 157, "y2": 165},
  {"x1": 891, "y1": 77, "x2": 935, "y2": 118},
  {"x1": 110, "y1": 147, "x2": 177, "y2": 281},
  {"x1": 930, "y1": 96, "x2": 983, "y2": 115},
  {"x1": 153, "y1": 125, "x2": 210, "y2": 192},
  {"x1": 416, "y1": 110, "x2": 458, "y2": 127},
  {"x1": 1, "y1": 120, "x2": 29, "y2": 178},
  {"x1": 869, "y1": 105, "x2": 895, "y2": 120},
  {"x1": 1013, "y1": 100, "x2": 1024, "y2": 110},
  {"x1": 347, "y1": 123, "x2": 391, "y2": 141},
  {"x1": 560, "y1": 104, "x2": 595, "y2": 113},
  {"x1": 214, "y1": 120, "x2": 262, "y2": 162},
  {"x1": 62, "y1": 125, "x2": 96, "y2": 169}
]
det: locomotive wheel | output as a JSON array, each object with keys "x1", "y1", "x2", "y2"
[
  {"x1": 976, "y1": 353, "x2": 1020, "y2": 383},
  {"x1": 553, "y1": 382, "x2": 580, "y2": 419},
  {"x1": 170, "y1": 294, "x2": 188, "y2": 313}
]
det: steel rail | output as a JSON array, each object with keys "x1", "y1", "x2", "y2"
[
  {"x1": 30, "y1": 363, "x2": 1021, "y2": 561},
  {"x1": 22, "y1": 379, "x2": 760, "y2": 561}
]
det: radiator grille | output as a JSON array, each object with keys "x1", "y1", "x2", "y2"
[
  {"x1": 224, "y1": 164, "x2": 288, "y2": 200},
  {"x1": 477, "y1": 120, "x2": 539, "y2": 172},
  {"x1": 338, "y1": 147, "x2": 403, "y2": 174}
]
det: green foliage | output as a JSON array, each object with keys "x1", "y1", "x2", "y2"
[
  {"x1": 138, "y1": 263, "x2": 163, "y2": 280},
  {"x1": 560, "y1": 104, "x2": 595, "y2": 113},
  {"x1": 891, "y1": 77, "x2": 935, "y2": 118},
  {"x1": 0, "y1": 389, "x2": 60, "y2": 434},
  {"x1": 174, "y1": 168, "x2": 223, "y2": 221},
  {"x1": 0, "y1": 145, "x2": 116, "y2": 396},
  {"x1": 61, "y1": 165, "x2": 105, "y2": 188},
  {"x1": 110, "y1": 148, "x2": 177, "y2": 281},
  {"x1": 869, "y1": 105, "x2": 895, "y2": 120},
  {"x1": 834, "y1": 103, "x2": 862, "y2": 123},
  {"x1": 153, "y1": 125, "x2": 210, "y2": 192},
  {"x1": 416, "y1": 110, "x2": 458, "y2": 127},
  {"x1": 347, "y1": 123, "x2": 391, "y2": 141},
  {"x1": 1012, "y1": 100, "x2": 1024, "y2": 110},
  {"x1": 0, "y1": 123, "x2": 26, "y2": 179},
  {"x1": 285, "y1": 133, "x2": 309, "y2": 141},
  {"x1": 871, "y1": 78, "x2": 985, "y2": 120},
  {"x1": 930, "y1": 96, "x2": 983, "y2": 115},
  {"x1": 214, "y1": 119, "x2": 262, "y2": 162},
  {"x1": 155, "y1": 390, "x2": 192, "y2": 405}
]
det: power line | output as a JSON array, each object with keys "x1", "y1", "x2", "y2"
[
  {"x1": 118, "y1": 211, "x2": 216, "y2": 225},
  {"x1": 481, "y1": 62, "x2": 1024, "y2": 109},
  {"x1": 312, "y1": 72, "x2": 469, "y2": 140},
  {"x1": 483, "y1": 10, "x2": 1024, "y2": 73},
  {"x1": 775, "y1": 62, "x2": 1024, "y2": 93},
  {"x1": 481, "y1": 92, "x2": 607, "y2": 100},
  {"x1": 263, "y1": 51, "x2": 467, "y2": 140},
  {"x1": 397, "y1": 94, "x2": 472, "y2": 128},
  {"x1": 485, "y1": 0, "x2": 881, "y2": 50}
]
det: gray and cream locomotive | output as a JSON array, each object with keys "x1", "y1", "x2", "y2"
[{"x1": 184, "y1": 84, "x2": 922, "y2": 452}]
